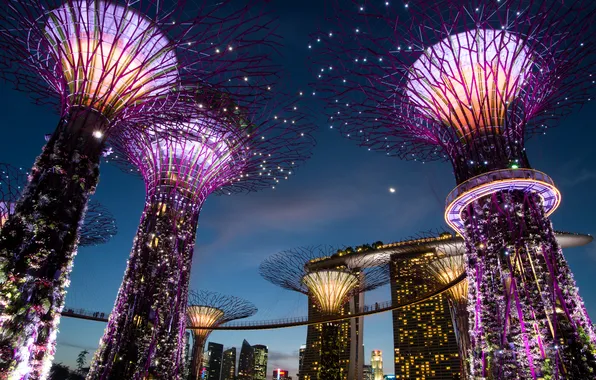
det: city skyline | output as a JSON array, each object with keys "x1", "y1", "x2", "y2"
[{"x1": 1, "y1": 0, "x2": 596, "y2": 379}]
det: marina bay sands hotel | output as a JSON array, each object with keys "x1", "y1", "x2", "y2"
[{"x1": 298, "y1": 231, "x2": 592, "y2": 380}]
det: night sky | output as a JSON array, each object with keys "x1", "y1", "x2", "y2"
[{"x1": 2, "y1": 0, "x2": 596, "y2": 378}]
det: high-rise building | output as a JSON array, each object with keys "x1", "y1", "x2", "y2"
[
  {"x1": 201, "y1": 350, "x2": 209, "y2": 379},
  {"x1": 222, "y1": 348, "x2": 236, "y2": 380},
  {"x1": 371, "y1": 350, "x2": 383, "y2": 380},
  {"x1": 237, "y1": 340, "x2": 254, "y2": 380},
  {"x1": 206, "y1": 342, "x2": 224, "y2": 380},
  {"x1": 299, "y1": 293, "x2": 364, "y2": 380},
  {"x1": 252, "y1": 344, "x2": 268, "y2": 380},
  {"x1": 237, "y1": 339, "x2": 268, "y2": 380},
  {"x1": 184, "y1": 332, "x2": 192, "y2": 378},
  {"x1": 298, "y1": 345, "x2": 306, "y2": 380},
  {"x1": 273, "y1": 369, "x2": 291, "y2": 379},
  {"x1": 363, "y1": 365, "x2": 373, "y2": 380},
  {"x1": 390, "y1": 253, "x2": 460, "y2": 379}
]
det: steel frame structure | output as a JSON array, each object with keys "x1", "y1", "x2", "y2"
[
  {"x1": 186, "y1": 290, "x2": 256, "y2": 380},
  {"x1": 89, "y1": 90, "x2": 314, "y2": 379},
  {"x1": 0, "y1": 0, "x2": 280, "y2": 377},
  {"x1": 260, "y1": 245, "x2": 390, "y2": 380},
  {"x1": 313, "y1": 0, "x2": 596, "y2": 378}
]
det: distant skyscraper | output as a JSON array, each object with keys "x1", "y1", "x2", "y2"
[
  {"x1": 371, "y1": 350, "x2": 383, "y2": 380},
  {"x1": 300, "y1": 293, "x2": 364, "y2": 380},
  {"x1": 184, "y1": 332, "x2": 192, "y2": 378},
  {"x1": 363, "y1": 365, "x2": 373, "y2": 380},
  {"x1": 252, "y1": 344, "x2": 268, "y2": 380},
  {"x1": 222, "y1": 348, "x2": 236, "y2": 380},
  {"x1": 273, "y1": 369, "x2": 291, "y2": 379},
  {"x1": 298, "y1": 345, "x2": 306, "y2": 379},
  {"x1": 237, "y1": 340, "x2": 254, "y2": 380},
  {"x1": 390, "y1": 253, "x2": 460, "y2": 379},
  {"x1": 201, "y1": 351, "x2": 209, "y2": 380},
  {"x1": 206, "y1": 342, "x2": 224, "y2": 380}
]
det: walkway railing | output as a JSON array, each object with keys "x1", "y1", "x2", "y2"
[{"x1": 61, "y1": 274, "x2": 465, "y2": 330}]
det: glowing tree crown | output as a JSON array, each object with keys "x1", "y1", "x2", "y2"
[
  {"x1": 314, "y1": 0, "x2": 596, "y2": 182},
  {"x1": 109, "y1": 91, "x2": 315, "y2": 206},
  {"x1": 425, "y1": 252, "x2": 467, "y2": 302},
  {"x1": 186, "y1": 290, "x2": 257, "y2": 334},
  {"x1": 187, "y1": 305, "x2": 225, "y2": 341},
  {"x1": 407, "y1": 29, "x2": 531, "y2": 139},
  {"x1": 1, "y1": 0, "x2": 281, "y2": 128},
  {"x1": 302, "y1": 270, "x2": 359, "y2": 314},
  {"x1": 260, "y1": 245, "x2": 390, "y2": 313},
  {"x1": 44, "y1": 0, "x2": 177, "y2": 118}
]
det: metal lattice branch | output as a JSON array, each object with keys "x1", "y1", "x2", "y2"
[
  {"x1": 0, "y1": 0, "x2": 281, "y2": 129},
  {"x1": 313, "y1": 0, "x2": 596, "y2": 179},
  {"x1": 259, "y1": 245, "x2": 390, "y2": 297},
  {"x1": 187, "y1": 290, "x2": 257, "y2": 327},
  {"x1": 80, "y1": 200, "x2": 117, "y2": 246},
  {"x1": 0, "y1": 162, "x2": 117, "y2": 246},
  {"x1": 106, "y1": 91, "x2": 316, "y2": 201}
]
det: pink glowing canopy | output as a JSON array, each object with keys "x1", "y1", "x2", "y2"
[
  {"x1": 120, "y1": 114, "x2": 249, "y2": 204},
  {"x1": 406, "y1": 29, "x2": 531, "y2": 138},
  {"x1": 44, "y1": 0, "x2": 178, "y2": 117}
]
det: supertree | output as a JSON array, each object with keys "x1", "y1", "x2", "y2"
[
  {"x1": 415, "y1": 240, "x2": 470, "y2": 379},
  {"x1": 0, "y1": 0, "x2": 279, "y2": 376},
  {"x1": 313, "y1": 0, "x2": 596, "y2": 378},
  {"x1": 0, "y1": 163, "x2": 117, "y2": 246},
  {"x1": 260, "y1": 246, "x2": 390, "y2": 380},
  {"x1": 87, "y1": 89, "x2": 314, "y2": 379},
  {"x1": 186, "y1": 290, "x2": 257, "y2": 380},
  {"x1": 79, "y1": 201, "x2": 118, "y2": 247}
]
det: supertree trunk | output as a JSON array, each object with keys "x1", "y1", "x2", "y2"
[
  {"x1": 189, "y1": 337, "x2": 206, "y2": 380},
  {"x1": 463, "y1": 190, "x2": 596, "y2": 379},
  {"x1": 449, "y1": 300, "x2": 471, "y2": 380},
  {"x1": 0, "y1": 109, "x2": 105, "y2": 378},
  {"x1": 320, "y1": 321, "x2": 342, "y2": 380},
  {"x1": 87, "y1": 192, "x2": 201, "y2": 380}
]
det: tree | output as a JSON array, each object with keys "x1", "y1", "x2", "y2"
[
  {"x1": 76, "y1": 349, "x2": 89, "y2": 374},
  {"x1": 48, "y1": 363, "x2": 70, "y2": 380}
]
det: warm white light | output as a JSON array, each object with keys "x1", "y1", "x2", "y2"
[
  {"x1": 143, "y1": 118, "x2": 240, "y2": 196},
  {"x1": 407, "y1": 29, "x2": 531, "y2": 139},
  {"x1": 92, "y1": 130, "x2": 103, "y2": 139},
  {"x1": 187, "y1": 305, "x2": 225, "y2": 340},
  {"x1": 45, "y1": 1, "x2": 178, "y2": 117},
  {"x1": 427, "y1": 253, "x2": 467, "y2": 301},
  {"x1": 302, "y1": 270, "x2": 359, "y2": 314},
  {"x1": 389, "y1": 187, "x2": 396, "y2": 193},
  {"x1": 0, "y1": 202, "x2": 15, "y2": 228}
]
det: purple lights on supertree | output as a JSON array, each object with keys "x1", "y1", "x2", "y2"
[
  {"x1": 88, "y1": 92, "x2": 314, "y2": 379},
  {"x1": 0, "y1": 0, "x2": 280, "y2": 376},
  {"x1": 186, "y1": 290, "x2": 257, "y2": 380},
  {"x1": 0, "y1": 162, "x2": 118, "y2": 246},
  {"x1": 313, "y1": 0, "x2": 596, "y2": 378},
  {"x1": 42, "y1": 0, "x2": 178, "y2": 119}
]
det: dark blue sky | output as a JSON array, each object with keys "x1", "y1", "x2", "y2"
[{"x1": 2, "y1": 0, "x2": 596, "y2": 377}]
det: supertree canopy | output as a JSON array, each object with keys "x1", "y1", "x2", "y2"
[
  {"x1": 417, "y1": 241, "x2": 470, "y2": 379},
  {"x1": 80, "y1": 200, "x2": 118, "y2": 246},
  {"x1": 0, "y1": 163, "x2": 117, "y2": 246},
  {"x1": 87, "y1": 90, "x2": 314, "y2": 379},
  {"x1": 260, "y1": 246, "x2": 389, "y2": 380},
  {"x1": 0, "y1": 0, "x2": 279, "y2": 377},
  {"x1": 186, "y1": 290, "x2": 257, "y2": 380},
  {"x1": 313, "y1": 0, "x2": 596, "y2": 378}
]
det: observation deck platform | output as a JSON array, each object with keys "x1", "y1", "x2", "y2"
[{"x1": 444, "y1": 169, "x2": 561, "y2": 234}]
